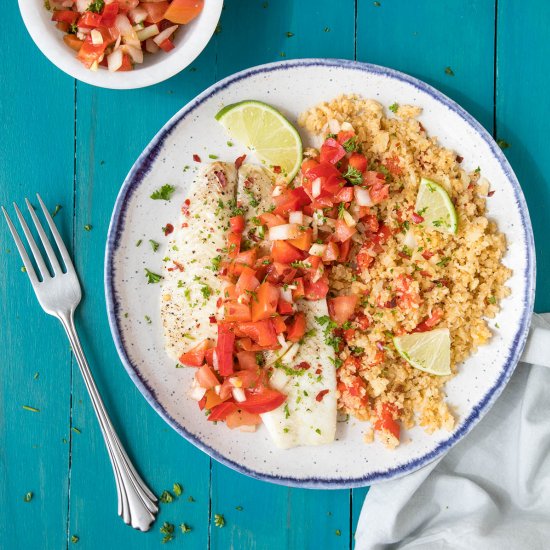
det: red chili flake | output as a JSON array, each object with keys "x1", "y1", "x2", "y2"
[
  {"x1": 456, "y1": 155, "x2": 464, "y2": 163},
  {"x1": 235, "y1": 154, "x2": 247, "y2": 169},
  {"x1": 167, "y1": 260, "x2": 184, "y2": 272},
  {"x1": 272, "y1": 165, "x2": 282, "y2": 174},
  {"x1": 315, "y1": 368, "x2": 322, "y2": 375},
  {"x1": 214, "y1": 170, "x2": 227, "y2": 188},
  {"x1": 420, "y1": 270, "x2": 431, "y2": 278},
  {"x1": 418, "y1": 122, "x2": 426, "y2": 133},
  {"x1": 163, "y1": 223, "x2": 174, "y2": 236},
  {"x1": 468, "y1": 182, "x2": 474, "y2": 190},
  {"x1": 411, "y1": 212, "x2": 424, "y2": 224},
  {"x1": 295, "y1": 361, "x2": 311, "y2": 370},
  {"x1": 193, "y1": 154, "x2": 201, "y2": 162},
  {"x1": 216, "y1": 298, "x2": 223, "y2": 308},
  {"x1": 181, "y1": 222, "x2": 189, "y2": 228},
  {"x1": 316, "y1": 389, "x2": 329, "y2": 402},
  {"x1": 243, "y1": 178, "x2": 253, "y2": 189},
  {"x1": 384, "y1": 298, "x2": 397, "y2": 308},
  {"x1": 488, "y1": 190, "x2": 495, "y2": 197},
  {"x1": 209, "y1": 315, "x2": 217, "y2": 324},
  {"x1": 421, "y1": 250, "x2": 434, "y2": 260}
]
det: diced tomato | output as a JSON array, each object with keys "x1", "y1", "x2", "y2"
[
  {"x1": 198, "y1": 394, "x2": 207, "y2": 410},
  {"x1": 322, "y1": 242, "x2": 339, "y2": 262},
  {"x1": 63, "y1": 34, "x2": 83, "y2": 51},
  {"x1": 336, "y1": 130, "x2": 355, "y2": 145},
  {"x1": 235, "y1": 266, "x2": 260, "y2": 296},
  {"x1": 363, "y1": 171, "x2": 386, "y2": 186},
  {"x1": 272, "y1": 315, "x2": 287, "y2": 334},
  {"x1": 372, "y1": 224, "x2": 392, "y2": 249},
  {"x1": 384, "y1": 155, "x2": 402, "y2": 176},
  {"x1": 328, "y1": 295, "x2": 358, "y2": 325},
  {"x1": 422, "y1": 250, "x2": 434, "y2": 260},
  {"x1": 277, "y1": 298, "x2": 294, "y2": 315},
  {"x1": 141, "y1": 1, "x2": 170, "y2": 23},
  {"x1": 411, "y1": 211, "x2": 424, "y2": 224},
  {"x1": 374, "y1": 403, "x2": 400, "y2": 440},
  {"x1": 288, "y1": 228, "x2": 313, "y2": 251},
  {"x1": 316, "y1": 389, "x2": 330, "y2": 402},
  {"x1": 100, "y1": 2, "x2": 119, "y2": 26},
  {"x1": 333, "y1": 219, "x2": 357, "y2": 242},
  {"x1": 239, "y1": 388, "x2": 286, "y2": 414},
  {"x1": 265, "y1": 262, "x2": 297, "y2": 285},
  {"x1": 164, "y1": 0, "x2": 204, "y2": 24},
  {"x1": 338, "y1": 239, "x2": 352, "y2": 262},
  {"x1": 216, "y1": 324, "x2": 235, "y2": 376},
  {"x1": 178, "y1": 339, "x2": 210, "y2": 367},
  {"x1": 203, "y1": 389, "x2": 224, "y2": 410},
  {"x1": 117, "y1": 0, "x2": 140, "y2": 11},
  {"x1": 287, "y1": 312, "x2": 306, "y2": 342},
  {"x1": 348, "y1": 152, "x2": 368, "y2": 173},
  {"x1": 259, "y1": 212, "x2": 286, "y2": 227},
  {"x1": 77, "y1": 35, "x2": 108, "y2": 68},
  {"x1": 271, "y1": 241, "x2": 304, "y2": 264},
  {"x1": 414, "y1": 307, "x2": 444, "y2": 332},
  {"x1": 159, "y1": 38, "x2": 175, "y2": 52},
  {"x1": 320, "y1": 138, "x2": 346, "y2": 165},
  {"x1": 236, "y1": 351, "x2": 258, "y2": 370},
  {"x1": 205, "y1": 347, "x2": 215, "y2": 366},
  {"x1": 226, "y1": 409, "x2": 262, "y2": 429},
  {"x1": 343, "y1": 327, "x2": 356, "y2": 341},
  {"x1": 334, "y1": 186, "x2": 354, "y2": 203},
  {"x1": 224, "y1": 301, "x2": 252, "y2": 322},
  {"x1": 355, "y1": 313, "x2": 371, "y2": 331},
  {"x1": 301, "y1": 158, "x2": 319, "y2": 174},
  {"x1": 230, "y1": 215, "x2": 245, "y2": 233},
  {"x1": 208, "y1": 402, "x2": 238, "y2": 422},
  {"x1": 273, "y1": 187, "x2": 311, "y2": 216},
  {"x1": 234, "y1": 320, "x2": 278, "y2": 347},
  {"x1": 363, "y1": 214, "x2": 379, "y2": 233},
  {"x1": 78, "y1": 11, "x2": 103, "y2": 28},
  {"x1": 251, "y1": 282, "x2": 279, "y2": 322},
  {"x1": 52, "y1": 10, "x2": 79, "y2": 24},
  {"x1": 227, "y1": 232, "x2": 241, "y2": 259},
  {"x1": 195, "y1": 365, "x2": 219, "y2": 389},
  {"x1": 356, "y1": 244, "x2": 374, "y2": 270},
  {"x1": 346, "y1": 375, "x2": 366, "y2": 397},
  {"x1": 304, "y1": 161, "x2": 342, "y2": 181},
  {"x1": 369, "y1": 182, "x2": 390, "y2": 204},
  {"x1": 292, "y1": 277, "x2": 305, "y2": 300},
  {"x1": 303, "y1": 275, "x2": 329, "y2": 300},
  {"x1": 232, "y1": 249, "x2": 257, "y2": 275},
  {"x1": 117, "y1": 53, "x2": 133, "y2": 71}
]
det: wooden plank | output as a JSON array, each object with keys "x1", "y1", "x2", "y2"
[
  {"x1": 496, "y1": 0, "x2": 550, "y2": 312},
  {"x1": 355, "y1": 0, "x2": 496, "y2": 540},
  {"x1": 68, "y1": 43, "x2": 220, "y2": 547},
  {"x1": 0, "y1": 5, "x2": 74, "y2": 549},
  {"x1": 210, "y1": 2, "x2": 356, "y2": 550}
]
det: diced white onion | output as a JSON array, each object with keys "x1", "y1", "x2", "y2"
[
  {"x1": 268, "y1": 224, "x2": 301, "y2": 241},
  {"x1": 76, "y1": 0, "x2": 91, "y2": 11},
  {"x1": 122, "y1": 44, "x2": 143, "y2": 64},
  {"x1": 341, "y1": 121, "x2": 355, "y2": 132},
  {"x1": 272, "y1": 185, "x2": 283, "y2": 197},
  {"x1": 328, "y1": 119, "x2": 341, "y2": 134},
  {"x1": 214, "y1": 384, "x2": 221, "y2": 396},
  {"x1": 107, "y1": 48, "x2": 123, "y2": 72},
  {"x1": 403, "y1": 229, "x2": 418, "y2": 250},
  {"x1": 232, "y1": 387, "x2": 246, "y2": 403},
  {"x1": 114, "y1": 34, "x2": 122, "y2": 50},
  {"x1": 311, "y1": 177, "x2": 322, "y2": 198},
  {"x1": 354, "y1": 186, "x2": 373, "y2": 206},
  {"x1": 212, "y1": 350, "x2": 219, "y2": 370},
  {"x1": 342, "y1": 209, "x2": 356, "y2": 227},
  {"x1": 153, "y1": 24, "x2": 178, "y2": 46},
  {"x1": 129, "y1": 6, "x2": 148, "y2": 24},
  {"x1": 277, "y1": 334, "x2": 287, "y2": 349},
  {"x1": 90, "y1": 29, "x2": 103, "y2": 45},
  {"x1": 313, "y1": 210, "x2": 326, "y2": 225},
  {"x1": 76, "y1": 31, "x2": 88, "y2": 40},
  {"x1": 309, "y1": 243, "x2": 327, "y2": 257},
  {"x1": 239, "y1": 425, "x2": 257, "y2": 433},
  {"x1": 133, "y1": 23, "x2": 144, "y2": 31},
  {"x1": 279, "y1": 286, "x2": 293, "y2": 303},
  {"x1": 312, "y1": 265, "x2": 324, "y2": 283},
  {"x1": 302, "y1": 215, "x2": 313, "y2": 226},
  {"x1": 145, "y1": 38, "x2": 159, "y2": 53},
  {"x1": 90, "y1": 61, "x2": 99, "y2": 72},
  {"x1": 288, "y1": 211, "x2": 303, "y2": 224},
  {"x1": 137, "y1": 24, "x2": 159, "y2": 42},
  {"x1": 189, "y1": 385, "x2": 206, "y2": 401},
  {"x1": 114, "y1": 14, "x2": 134, "y2": 35}
]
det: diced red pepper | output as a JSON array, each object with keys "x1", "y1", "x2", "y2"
[{"x1": 216, "y1": 324, "x2": 235, "y2": 376}]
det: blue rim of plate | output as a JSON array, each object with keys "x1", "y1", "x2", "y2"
[{"x1": 105, "y1": 58, "x2": 536, "y2": 489}]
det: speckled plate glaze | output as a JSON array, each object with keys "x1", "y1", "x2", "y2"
[{"x1": 105, "y1": 59, "x2": 535, "y2": 488}]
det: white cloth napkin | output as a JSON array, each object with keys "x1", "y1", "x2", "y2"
[{"x1": 355, "y1": 313, "x2": 550, "y2": 550}]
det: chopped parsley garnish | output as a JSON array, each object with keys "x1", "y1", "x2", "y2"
[
  {"x1": 274, "y1": 359, "x2": 305, "y2": 377},
  {"x1": 160, "y1": 522, "x2": 175, "y2": 543},
  {"x1": 23, "y1": 492, "x2": 33, "y2": 502},
  {"x1": 136, "y1": 239, "x2": 142, "y2": 247},
  {"x1": 417, "y1": 206, "x2": 428, "y2": 216},
  {"x1": 227, "y1": 141, "x2": 234, "y2": 147},
  {"x1": 150, "y1": 184, "x2": 176, "y2": 201},
  {"x1": 389, "y1": 102, "x2": 399, "y2": 113},
  {"x1": 22, "y1": 405, "x2": 39, "y2": 412},
  {"x1": 87, "y1": 0, "x2": 105, "y2": 13},
  {"x1": 208, "y1": 255, "x2": 222, "y2": 272},
  {"x1": 227, "y1": 199, "x2": 246, "y2": 216},
  {"x1": 497, "y1": 139, "x2": 510, "y2": 149},
  {"x1": 71, "y1": 535, "x2": 79, "y2": 544},
  {"x1": 208, "y1": 154, "x2": 219, "y2": 159},
  {"x1": 159, "y1": 490, "x2": 174, "y2": 503},
  {"x1": 432, "y1": 218, "x2": 449, "y2": 228},
  {"x1": 444, "y1": 66, "x2": 455, "y2": 76},
  {"x1": 401, "y1": 220, "x2": 410, "y2": 232},
  {"x1": 349, "y1": 346, "x2": 365, "y2": 356},
  {"x1": 290, "y1": 260, "x2": 312, "y2": 269},
  {"x1": 329, "y1": 356, "x2": 343, "y2": 369},
  {"x1": 338, "y1": 202, "x2": 346, "y2": 219},
  {"x1": 149, "y1": 239, "x2": 160, "y2": 252},
  {"x1": 315, "y1": 428, "x2": 321, "y2": 435},
  {"x1": 400, "y1": 246, "x2": 412, "y2": 257},
  {"x1": 335, "y1": 529, "x2": 342, "y2": 536},
  {"x1": 342, "y1": 136, "x2": 359, "y2": 153},
  {"x1": 173, "y1": 483, "x2": 183, "y2": 496},
  {"x1": 474, "y1": 166, "x2": 481, "y2": 173},
  {"x1": 84, "y1": 224, "x2": 92, "y2": 231},
  {"x1": 184, "y1": 288, "x2": 191, "y2": 302},
  {"x1": 180, "y1": 523, "x2": 192, "y2": 534},
  {"x1": 72, "y1": 427, "x2": 81, "y2": 434},
  {"x1": 286, "y1": 31, "x2": 295, "y2": 37},
  {"x1": 342, "y1": 165, "x2": 363, "y2": 185},
  {"x1": 436, "y1": 256, "x2": 451, "y2": 267},
  {"x1": 214, "y1": 514, "x2": 225, "y2": 528},
  {"x1": 144, "y1": 315, "x2": 152, "y2": 324},
  {"x1": 284, "y1": 403, "x2": 290, "y2": 419},
  {"x1": 316, "y1": 315, "x2": 344, "y2": 357},
  {"x1": 52, "y1": 204, "x2": 62, "y2": 217},
  {"x1": 487, "y1": 295, "x2": 497, "y2": 304},
  {"x1": 200, "y1": 284, "x2": 213, "y2": 300},
  {"x1": 145, "y1": 268, "x2": 162, "y2": 284},
  {"x1": 244, "y1": 188, "x2": 260, "y2": 207}
]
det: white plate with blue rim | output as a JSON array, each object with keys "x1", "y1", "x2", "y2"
[{"x1": 105, "y1": 59, "x2": 535, "y2": 488}]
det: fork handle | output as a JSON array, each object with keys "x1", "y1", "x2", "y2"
[{"x1": 59, "y1": 312, "x2": 158, "y2": 531}]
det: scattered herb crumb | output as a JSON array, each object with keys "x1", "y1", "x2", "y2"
[
  {"x1": 144, "y1": 315, "x2": 152, "y2": 325},
  {"x1": 235, "y1": 505, "x2": 243, "y2": 511},
  {"x1": 335, "y1": 529, "x2": 342, "y2": 536},
  {"x1": 389, "y1": 102, "x2": 399, "y2": 113},
  {"x1": 173, "y1": 483, "x2": 183, "y2": 497},
  {"x1": 33, "y1": 372, "x2": 39, "y2": 380},
  {"x1": 226, "y1": 141, "x2": 233, "y2": 147},
  {"x1": 286, "y1": 31, "x2": 294, "y2": 37},
  {"x1": 373, "y1": 1, "x2": 381, "y2": 5},
  {"x1": 22, "y1": 405, "x2": 40, "y2": 413},
  {"x1": 71, "y1": 535, "x2": 79, "y2": 544},
  {"x1": 214, "y1": 514, "x2": 225, "y2": 528},
  {"x1": 149, "y1": 240, "x2": 160, "y2": 252},
  {"x1": 324, "y1": 27, "x2": 330, "y2": 32},
  {"x1": 160, "y1": 522, "x2": 175, "y2": 543},
  {"x1": 72, "y1": 427, "x2": 81, "y2": 434},
  {"x1": 208, "y1": 154, "x2": 219, "y2": 159},
  {"x1": 21, "y1": 266, "x2": 26, "y2": 272},
  {"x1": 180, "y1": 523, "x2": 192, "y2": 534},
  {"x1": 145, "y1": 268, "x2": 162, "y2": 284},
  {"x1": 497, "y1": 139, "x2": 510, "y2": 149},
  {"x1": 84, "y1": 224, "x2": 92, "y2": 231},
  {"x1": 215, "y1": 23, "x2": 222, "y2": 34},
  {"x1": 23, "y1": 492, "x2": 33, "y2": 502},
  {"x1": 159, "y1": 490, "x2": 174, "y2": 504},
  {"x1": 136, "y1": 239, "x2": 142, "y2": 247},
  {"x1": 444, "y1": 66, "x2": 455, "y2": 76},
  {"x1": 52, "y1": 205, "x2": 62, "y2": 217},
  {"x1": 150, "y1": 184, "x2": 176, "y2": 201}
]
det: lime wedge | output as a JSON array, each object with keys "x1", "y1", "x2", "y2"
[
  {"x1": 393, "y1": 328, "x2": 451, "y2": 376},
  {"x1": 415, "y1": 177, "x2": 458, "y2": 234},
  {"x1": 215, "y1": 100, "x2": 303, "y2": 182}
]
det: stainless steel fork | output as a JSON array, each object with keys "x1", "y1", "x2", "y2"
[{"x1": 2, "y1": 194, "x2": 158, "y2": 531}]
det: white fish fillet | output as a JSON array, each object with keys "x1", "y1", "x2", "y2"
[
  {"x1": 161, "y1": 162, "x2": 237, "y2": 362},
  {"x1": 261, "y1": 300, "x2": 337, "y2": 449}
]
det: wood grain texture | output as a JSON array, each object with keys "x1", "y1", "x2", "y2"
[
  {"x1": 0, "y1": 4, "x2": 74, "y2": 549},
  {"x1": 496, "y1": 0, "x2": 550, "y2": 312}
]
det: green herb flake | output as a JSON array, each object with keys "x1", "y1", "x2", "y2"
[
  {"x1": 324, "y1": 26, "x2": 330, "y2": 32},
  {"x1": 145, "y1": 268, "x2": 162, "y2": 284},
  {"x1": 144, "y1": 315, "x2": 152, "y2": 325},
  {"x1": 315, "y1": 428, "x2": 321, "y2": 435},
  {"x1": 335, "y1": 529, "x2": 342, "y2": 536},
  {"x1": 235, "y1": 505, "x2": 243, "y2": 511},
  {"x1": 286, "y1": 31, "x2": 294, "y2": 37},
  {"x1": 23, "y1": 492, "x2": 33, "y2": 502},
  {"x1": 342, "y1": 136, "x2": 359, "y2": 153},
  {"x1": 389, "y1": 102, "x2": 399, "y2": 114},
  {"x1": 51, "y1": 204, "x2": 62, "y2": 218},
  {"x1": 497, "y1": 139, "x2": 510, "y2": 149},
  {"x1": 136, "y1": 239, "x2": 143, "y2": 247},
  {"x1": 214, "y1": 514, "x2": 225, "y2": 528},
  {"x1": 284, "y1": 403, "x2": 290, "y2": 419},
  {"x1": 487, "y1": 295, "x2": 497, "y2": 305},
  {"x1": 22, "y1": 405, "x2": 39, "y2": 413},
  {"x1": 149, "y1": 239, "x2": 160, "y2": 252},
  {"x1": 160, "y1": 522, "x2": 175, "y2": 543},
  {"x1": 87, "y1": 0, "x2": 104, "y2": 13},
  {"x1": 33, "y1": 372, "x2": 39, "y2": 380},
  {"x1": 84, "y1": 224, "x2": 92, "y2": 232},
  {"x1": 150, "y1": 184, "x2": 176, "y2": 201},
  {"x1": 226, "y1": 141, "x2": 233, "y2": 147},
  {"x1": 159, "y1": 490, "x2": 174, "y2": 504},
  {"x1": 495, "y1": 322, "x2": 500, "y2": 329},
  {"x1": 71, "y1": 427, "x2": 81, "y2": 434},
  {"x1": 71, "y1": 535, "x2": 79, "y2": 544},
  {"x1": 173, "y1": 483, "x2": 183, "y2": 496},
  {"x1": 188, "y1": 495, "x2": 195, "y2": 502},
  {"x1": 342, "y1": 165, "x2": 363, "y2": 185},
  {"x1": 180, "y1": 523, "x2": 192, "y2": 534},
  {"x1": 436, "y1": 256, "x2": 451, "y2": 267},
  {"x1": 208, "y1": 154, "x2": 219, "y2": 159},
  {"x1": 444, "y1": 66, "x2": 455, "y2": 76}
]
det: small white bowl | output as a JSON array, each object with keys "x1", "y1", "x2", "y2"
[{"x1": 18, "y1": 1, "x2": 223, "y2": 89}]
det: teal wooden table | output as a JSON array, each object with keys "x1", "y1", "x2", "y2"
[{"x1": 1, "y1": 1, "x2": 548, "y2": 548}]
